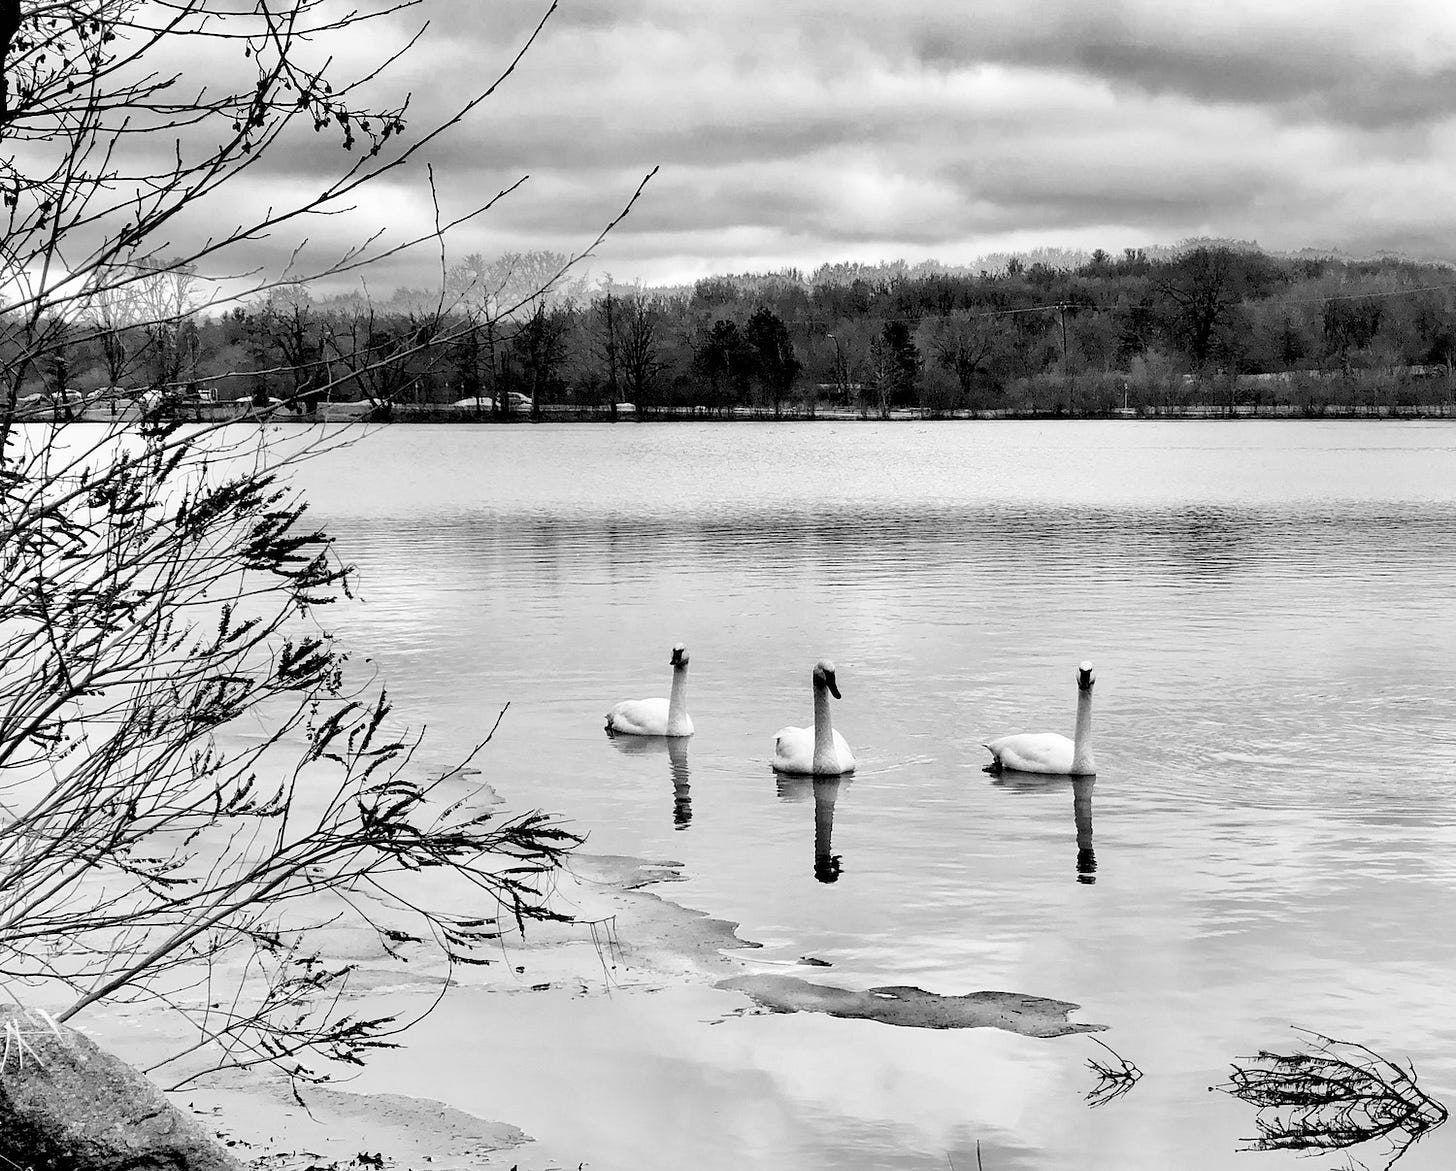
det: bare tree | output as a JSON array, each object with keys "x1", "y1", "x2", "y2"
[
  {"x1": 1153, "y1": 245, "x2": 1272, "y2": 378},
  {"x1": 0, "y1": 0, "x2": 614, "y2": 420},
  {"x1": 130, "y1": 258, "x2": 203, "y2": 394},
  {"x1": 509, "y1": 299, "x2": 572, "y2": 416},
  {"x1": 0, "y1": 421, "x2": 581, "y2": 1085},
  {"x1": 87, "y1": 281, "x2": 147, "y2": 399},
  {"x1": 447, "y1": 250, "x2": 596, "y2": 417},
  {"x1": 323, "y1": 298, "x2": 448, "y2": 414},
  {"x1": 618, "y1": 291, "x2": 663, "y2": 413},
  {"x1": 916, "y1": 311, "x2": 1002, "y2": 409},
  {"x1": 248, "y1": 286, "x2": 327, "y2": 411},
  {"x1": 866, "y1": 320, "x2": 919, "y2": 418},
  {"x1": 0, "y1": 0, "x2": 657, "y2": 1087},
  {"x1": 594, "y1": 287, "x2": 621, "y2": 419}
]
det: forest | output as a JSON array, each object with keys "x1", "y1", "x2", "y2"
[{"x1": 12, "y1": 241, "x2": 1456, "y2": 421}]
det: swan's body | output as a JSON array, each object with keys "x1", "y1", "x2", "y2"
[
  {"x1": 983, "y1": 731, "x2": 1078, "y2": 774},
  {"x1": 774, "y1": 726, "x2": 856, "y2": 776},
  {"x1": 606, "y1": 645, "x2": 694, "y2": 737},
  {"x1": 984, "y1": 662, "x2": 1097, "y2": 777},
  {"x1": 773, "y1": 660, "x2": 856, "y2": 776}
]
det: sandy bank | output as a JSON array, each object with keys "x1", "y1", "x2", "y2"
[{"x1": 179, "y1": 850, "x2": 1102, "y2": 1168}]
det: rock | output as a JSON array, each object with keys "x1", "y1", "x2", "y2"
[{"x1": 0, "y1": 1005, "x2": 243, "y2": 1171}]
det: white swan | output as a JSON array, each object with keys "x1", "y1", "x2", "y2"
[
  {"x1": 773, "y1": 660, "x2": 856, "y2": 776},
  {"x1": 605, "y1": 644, "x2": 694, "y2": 737},
  {"x1": 983, "y1": 661, "x2": 1097, "y2": 776}
]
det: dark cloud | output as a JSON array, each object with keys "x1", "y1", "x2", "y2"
[
  {"x1": 100, "y1": 0, "x2": 1456, "y2": 290},
  {"x1": 905, "y1": 5, "x2": 1456, "y2": 131},
  {"x1": 936, "y1": 156, "x2": 1276, "y2": 236}
]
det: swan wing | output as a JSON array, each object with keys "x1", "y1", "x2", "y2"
[
  {"x1": 773, "y1": 725, "x2": 813, "y2": 773},
  {"x1": 606, "y1": 697, "x2": 670, "y2": 736},
  {"x1": 983, "y1": 732, "x2": 1074, "y2": 775}
]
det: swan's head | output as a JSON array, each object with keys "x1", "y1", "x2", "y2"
[
  {"x1": 670, "y1": 643, "x2": 689, "y2": 668},
  {"x1": 1077, "y1": 661, "x2": 1096, "y2": 691},
  {"x1": 813, "y1": 659, "x2": 842, "y2": 699}
]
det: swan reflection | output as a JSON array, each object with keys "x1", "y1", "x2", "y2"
[
  {"x1": 1073, "y1": 776, "x2": 1096, "y2": 884},
  {"x1": 989, "y1": 773, "x2": 1098, "y2": 884},
  {"x1": 776, "y1": 774, "x2": 845, "y2": 883},
  {"x1": 607, "y1": 733, "x2": 692, "y2": 829}
]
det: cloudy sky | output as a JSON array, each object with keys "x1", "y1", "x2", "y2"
[{"x1": 226, "y1": 0, "x2": 1456, "y2": 290}]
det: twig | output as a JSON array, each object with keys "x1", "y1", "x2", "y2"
[
  {"x1": 1214, "y1": 1027, "x2": 1448, "y2": 1171},
  {"x1": 1084, "y1": 1035, "x2": 1143, "y2": 1108}
]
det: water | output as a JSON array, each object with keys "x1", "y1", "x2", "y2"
[{"x1": 283, "y1": 420, "x2": 1456, "y2": 1170}]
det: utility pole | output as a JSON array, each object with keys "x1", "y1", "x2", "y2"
[
  {"x1": 826, "y1": 331, "x2": 846, "y2": 410},
  {"x1": 1058, "y1": 302, "x2": 1072, "y2": 408},
  {"x1": 599, "y1": 288, "x2": 619, "y2": 420}
]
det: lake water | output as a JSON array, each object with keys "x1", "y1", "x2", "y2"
[{"x1": 284, "y1": 420, "x2": 1456, "y2": 1171}]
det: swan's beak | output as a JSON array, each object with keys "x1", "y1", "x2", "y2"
[
  {"x1": 826, "y1": 672, "x2": 842, "y2": 699},
  {"x1": 1077, "y1": 663, "x2": 1095, "y2": 691},
  {"x1": 670, "y1": 647, "x2": 686, "y2": 666}
]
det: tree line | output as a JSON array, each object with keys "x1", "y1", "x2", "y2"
[{"x1": 15, "y1": 244, "x2": 1456, "y2": 422}]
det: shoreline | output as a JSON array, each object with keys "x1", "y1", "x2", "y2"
[
  {"x1": 324, "y1": 403, "x2": 1456, "y2": 424},
  {"x1": 16, "y1": 403, "x2": 1456, "y2": 427},
  {"x1": 166, "y1": 850, "x2": 1103, "y2": 1170},
  {"x1": 170, "y1": 853, "x2": 755, "y2": 1169}
]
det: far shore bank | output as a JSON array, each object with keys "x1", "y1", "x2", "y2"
[
  {"x1": 378, "y1": 402, "x2": 1456, "y2": 424},
  {"x1": 17, "y1": 402, "x2": 1456, "y2": 426}
]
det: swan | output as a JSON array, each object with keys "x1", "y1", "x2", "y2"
[
  {"x1": 605, "y1": 644, "x2": 694, "y2": 737},
  {"x1": 983, "y1": 661, "x2": 1097, "y2": 776},
  {"x1": 773, "y1": 660, "x2": 856, "y2": 776}
]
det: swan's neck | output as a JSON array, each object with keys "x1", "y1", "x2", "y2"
[
  {"x1": 667, "y1": 664, "x2": 689, "y2": 734},
  {"x1": 812, "y1": 681, "x2": 836, "y2": 773},
  {"x1": 1071, "y1": 687, "x2": 1096, "y2": 775}
]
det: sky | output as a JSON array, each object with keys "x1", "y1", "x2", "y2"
[{"x1": 186, "y1": 0, "x2": 1456, "y2": 292}]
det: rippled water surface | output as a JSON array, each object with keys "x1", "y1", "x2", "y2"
[{"x1": 287, "y1": 421, "x2": 1456, "y2": 1170}]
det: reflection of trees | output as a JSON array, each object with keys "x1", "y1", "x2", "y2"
[
  {"x1": 454, "y1": 506, "x2": 1290, "y2": 595},
  {"x1": 1169, "y1": 507, "x2": 1254, "y2": 577},
  {"x1": 1216, "y1": 1029, "x2": 1448, "y2": 1170}
]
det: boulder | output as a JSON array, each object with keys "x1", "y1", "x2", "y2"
[{"x1": 0, "y1": 1005, "x2": 243, "y2": 1171}]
